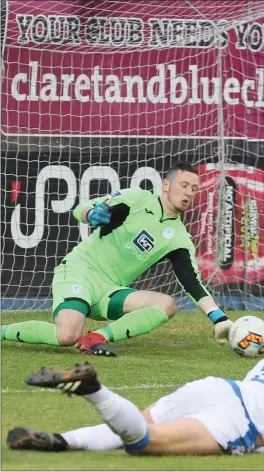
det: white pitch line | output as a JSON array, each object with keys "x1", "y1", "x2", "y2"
[{"x1": 2, "y1": 384, "x2": 178, "y2": 394}]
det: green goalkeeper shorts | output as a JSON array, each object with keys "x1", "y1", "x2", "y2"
[{"x1": 52, "y1": 259, "x2": 137, "y2": 320}]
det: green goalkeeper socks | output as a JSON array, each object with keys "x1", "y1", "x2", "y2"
[
  {"x1": 1, "y1": 321, "x2": 60, "y2": 346},
  {"x1": 95, "y1": 307, "x2": 169, "y2": 342},
  {"x1": 1, "y1": 308, "x2": 169, "y2": 345}
]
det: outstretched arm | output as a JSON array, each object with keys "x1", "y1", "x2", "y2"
[
  {"x1": 168, "y1": 248, "x2": 233, "y2": 344},
  {"x1": 73, "y1": 198, "x2": 112, "y2": 226},
  {"x1": 72, "y1": 187, "x2": 144, "y2": 227}
]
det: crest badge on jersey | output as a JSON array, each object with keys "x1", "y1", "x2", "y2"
[
  {"x1": 72, "y1": 284, "x2": 82, "y2": 294},
  {"x1": 163, "y1": 227, "x2": 175, "y2": 239},
  {"x1": 110, "y1": 191, "x2": 122, "y2": 197}
]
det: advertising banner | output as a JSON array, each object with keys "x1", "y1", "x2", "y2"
[
  {"x1": 187, "y1": 163, "x2": 264, "y2": 285},
  {"x1": 1, "y1": 1, "x2": 263, "y2": 305},
  {"x1": 1, "y1": 0, "x2": 264, "y2": 137},
  {"x1": 2, "y1": 155, "x2": 264, "y2": 299}
]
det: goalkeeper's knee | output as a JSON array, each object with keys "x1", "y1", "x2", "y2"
[{"x1": 155, "y1": 295, "x2": 176, "y2": 319}]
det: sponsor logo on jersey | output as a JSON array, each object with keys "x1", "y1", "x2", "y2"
[
  {"x1": 72, "y1": 284, "x2": 82, "y2": 294},
  {"x1": 133, "y1": 230, "x2": 155, "y2": 252},
  {"x1": 125, "y1": 243, "x2": 144, "y2": 260},
  {"x1": 163, "y1": 227, "x2": 175, "y2": 239}
]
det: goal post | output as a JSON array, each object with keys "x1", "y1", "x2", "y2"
[{"x1": 1, "y1": 0, "x2": 264, "y2": 311}]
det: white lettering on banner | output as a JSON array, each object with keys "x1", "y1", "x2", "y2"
[
  {"x1": 147, "y1": 64, "x2": 167, "y2": 104},
  {"x1": 234, "y1": 22, "x2": 249, "y2": 49},
  {"x1": 11, "y1": 166, "x2": 76, "y2": 249},
  {"x1": 28, "y1": 60, "x2": 38, "y2": 101},
  {"x1": 10, "y1": 62, "x2": 264, "y2": 108},
  {"x1": 235, "y1": 21, "x2": 264, "y2": 52},
  {"x1": 11, "y1": 73, "x2": 27, "y2": 101},
  {"x1": 169, "y1": 65, "x2": 188, "y2": 104},
  {"x1": 16, "y1": 14, "x2": 81, "y2": 44},
  {"x1": 75, "y1": 74, "x2": 90, "y2": 102},
  {"x1": 10, "y1": 165, "x2": 162, "y2": 249},
  {"x1": 241, "y1": 79, "x2": 255, "y2": 107},
  {"x1": 207, "y1": 192, "x2": 215, "y2": 255},
  {"x1": 223, "y1": 185, "x2": 235, "y2": 264},
  {"x1": 16, "y1": 15, "x2": 33, "y2": 43},
  {"x1": 130, "y1": 167, "x2": 162, "y2": 193},
  {"x1": 256, "y1": 69, "x2": 264, "y2": 106},
  {"x1": 14, "y1": 15, "x2": 264, "y2": 51},
  {"x1": 85, "y1": 17, "x2": 144, "y2": 46},
  {"x1": 148, "y1": 19, "x2": 228, "y2": 48},
  {"x1": 123, "y1": 75, "x2": 146, "y2": 103}
]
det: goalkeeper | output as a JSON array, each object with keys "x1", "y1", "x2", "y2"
[{"x1": 1, "y1": 162, "x2": 233, "y2": 356}]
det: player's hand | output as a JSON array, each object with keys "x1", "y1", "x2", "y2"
[
  {"x1": 214, "y1": 318, "x2": 233, "y2": 345},
  {"x1": 207, "y1": 308, "x2": 233, "y2": 345},
  {"x1": 87, "y1": 203, "x2": 111, "y2": 226}
]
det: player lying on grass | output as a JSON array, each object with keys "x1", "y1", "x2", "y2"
[
  {"x1": 1, "y1": 162, "x2": 232, "y2": 356},
  {"x1": 8, "y1": 360, "x2": 264, "y2": 455}
]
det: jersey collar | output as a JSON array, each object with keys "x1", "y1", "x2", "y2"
[{"x1": 157, "y1": 196, "x2": 179, "y2": 223}]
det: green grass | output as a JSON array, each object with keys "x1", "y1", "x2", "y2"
[{"x1": 1, "y1": 310, "x2": 264, "y2": 471}]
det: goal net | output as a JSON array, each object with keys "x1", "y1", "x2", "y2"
[{"x1": 2, "y1": 0, "x2": 264, "y2": 311}]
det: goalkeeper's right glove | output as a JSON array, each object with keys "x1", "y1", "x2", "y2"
[
  {"x1": 207, "y1": 308, "x2": 233, "y2": 345},
  {"x1": 207, "y1": 307, "x2": 233, "y2": 344},
  {"x1": 214, "y1": 318, "x2": 233, "y2": 345},
  {"x1": 87, "y1": 203, "x2": 111, "y2": 226}
]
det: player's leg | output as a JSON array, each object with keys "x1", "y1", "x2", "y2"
[
  {"x1": 2, "y1": 261, "x2": 91, "y2": 347},
  {"x1": 98, "y1": 290, "x2": 176, "y2": 341},
  {"x1": 77, "y1": 289, "x2": 175, "y2": 353},
  {"x1": 7, "y1": 423, "x2": 123, "y2": 452},
  {"x1": 54, "y1": 309, "x2": 86, "y2": 346},
  {"x1": 8, "y1": 362, "x2": 148, "y2": 452},
  {"x1": 8, "y1": 405, "x2": 156, "y2": 452},
  {"x1": 61, "y1": 400, "x2": 157, "y2": 452},
  {"x1": 1, "y1": 320, "x2": 60, "y2": 346},
  {"x1": 33, "y1": 363, "x2": 220, "y2": 455},
  {"x1": 140, "y1": 419, "x2": 221, "y2": 455},
  {"x1": 1, "y1": 310, "x2": 85, "y2": 348},
  {"x1": 7, "y1": 362, "x2": 220, "y2": 455},
  {"x1": 7, "y1": 426, "x2": 69, "y2": 451},
  {"x1": 145, "y1": 377, "x2": 262, "y2": 455},
  {"x1": 52, "y1": 262, "x2": 116, "y2": 348},
  {"x1": 144, "y1": 418, "x2": 264, "y2": 455}
]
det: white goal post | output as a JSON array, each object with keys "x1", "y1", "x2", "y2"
[{"x1": 1, "y1": 0, "x2": 264, "y2": 311}]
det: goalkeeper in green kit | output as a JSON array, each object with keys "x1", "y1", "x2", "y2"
[{"x1": 1, "y1": 162, "x2": 233, "y2": 357}]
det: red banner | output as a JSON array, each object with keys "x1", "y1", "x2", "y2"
[
  {"x1": 185, "y1": 164, "x2": 264, "y2": 284},
  {"x1": 2, "y1": 0, "x2": 264, "y2": 137}
]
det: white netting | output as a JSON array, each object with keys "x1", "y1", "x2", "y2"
[{"x1": 2, "y1": 0, "x2": 264, "y2": 310}]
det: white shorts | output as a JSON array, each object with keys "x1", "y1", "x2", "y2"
[{"x1": 150, "y1": 376, "x2": 259, "y2": 455}]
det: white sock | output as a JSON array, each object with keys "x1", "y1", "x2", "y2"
[
  {"x1": 83, "y1": 385, "x2": 150, "y2": 452},
  {"x1": 62, "y1": 424, "x2": 123, "y2": 451}
]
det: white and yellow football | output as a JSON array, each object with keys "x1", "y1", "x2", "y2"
[{"x1": 228, "y1": 316, "x2": 264, "y2": 358}]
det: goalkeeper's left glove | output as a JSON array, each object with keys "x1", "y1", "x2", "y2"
[
  {"x1": 87, "y1": 203, "x2": 111, "y2": 226},
  {"x1": 207, "y1": 308, "x2": 233, "y2": 345}
]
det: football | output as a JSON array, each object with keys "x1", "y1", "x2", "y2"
[{"x1": 228, "y1": 316, "x2": 264, "y2": 358}]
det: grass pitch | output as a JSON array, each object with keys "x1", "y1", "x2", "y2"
[{"x1": 1, "y1": 310, "x2": 264, "y2": 471}]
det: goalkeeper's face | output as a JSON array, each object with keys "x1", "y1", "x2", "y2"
[{"x1": 166, "y1": 170, "x2": 199, "y2": 213}]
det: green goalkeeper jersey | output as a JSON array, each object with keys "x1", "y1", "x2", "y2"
[{"x1": 70, "y1": 187, "x2": 210, "y2": 305}]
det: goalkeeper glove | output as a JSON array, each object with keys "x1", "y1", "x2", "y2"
[
  {"x1": 207, "y1": 308, "x2": 233, "y2": 345},
  {"x1": 87, "y1": 203, "x2": 111, "y2": 226}
]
